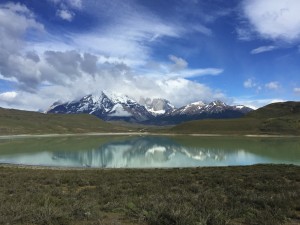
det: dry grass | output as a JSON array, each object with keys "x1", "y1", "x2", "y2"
[{"x1": 0, "y1": 164, "x2": 299, "y2": 225}]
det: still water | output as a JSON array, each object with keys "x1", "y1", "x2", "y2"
[{"x1": 0, "y1": 135, "x2": 299, "y2": 168}]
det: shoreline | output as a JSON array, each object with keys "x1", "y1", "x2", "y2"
[
  {"x1": 1, "y1": 162, "x2": 299, "y2": 171},
  {"x1": 0, "y1": 132, "x2": 300, "y2": 139}
]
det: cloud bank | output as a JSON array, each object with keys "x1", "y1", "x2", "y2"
[
  {"x1": 0, "y1": 2, "x2": 225, "y2": 111},
  {"x1": 242, "y1": 0, "x2": 300, "y2": 42}
]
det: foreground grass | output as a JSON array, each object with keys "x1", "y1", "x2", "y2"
[
  {"x1": 0, "y1": 165, "x2": 299, "y2": 225},
  {"x1": 0, "y1": 108, "x2": 131, "y2": 135}
]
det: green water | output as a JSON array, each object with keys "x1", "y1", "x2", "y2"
[{"x1": 0, "y1": 135, "x2": 299, "y2": 168}]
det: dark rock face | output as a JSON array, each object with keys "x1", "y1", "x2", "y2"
[
  {"x1": 47, "y1": 92, "x2": 253, "y2": 125},
  {"x1": 47, "y1": 92, "x2": 153, "y2": 122}
]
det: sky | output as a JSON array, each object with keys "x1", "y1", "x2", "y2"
[{"x1": 0, "y1": 0, "x2": 300, "y2": 111}]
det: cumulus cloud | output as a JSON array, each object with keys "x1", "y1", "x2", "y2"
[
  {"x1": 0, "y1": 91, "x2": 18, "y2": 102},
  {"x1": 265, "y1": 81, "x2": 280, "y2": 90},
  {"x1": 242, "y1": 0, "x2": 300, "y2": 42},
  {"x1": 0, "y1": 2, "x2": 43, "y2": 53},
  {"x1": 233, "y1": 98, "x2": 285, "y2": 109},
  {"x1": 49, "y1": 0, "x2": 82, "y2": 9},
  {"x1": 251, "y1": 45, "x2": 277, "y2": 54},
  {"x1": 294, "y1": 87, "x2": 300, "y2": 94},
  {"x1": 49, "y1": 0, "x2": 82, "y2": 21},
  {"x1": 236, "y1": 27, "x2": 253, "y2": 41},
  {"x1": 169, "y1": 55, "x2": 188, "y2": 72},
  {"x1": 56, "y1": 9, "x2": 74, "y2": 21},
  {"x1": 243, "y1": 78, "x2": 256, "y2": 88},
  {"x1": 0, "y1": 2, "x2": 227, "y2": 111},
  {"x1": 0, "y1": 2, "x2": 44, "y2": 91},
  {"x1": 144, "y1": 55, "x2": 223, "y2": 79},
  {"x1": 0, "y1": 71, "x2": 225, "y2": 111}
]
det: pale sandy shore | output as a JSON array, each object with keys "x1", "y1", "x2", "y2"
[
  {"x1": 0, "y1": 132, "x2": 299, "y2": 139},
  {"x1": 0, "y1": 132, "x2": 149, "y2": 139}
]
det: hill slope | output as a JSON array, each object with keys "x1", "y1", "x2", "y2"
[
  {"x1": 171, "y1": 101, "x2": 300, "y2": 135},
  {"x1": 246, "y1": 101, "x2": 300, "y2": 119},
  {"x1": 0, "y1": 107, "x2": 128, "y2": 135}
]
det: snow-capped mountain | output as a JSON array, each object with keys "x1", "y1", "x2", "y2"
[
  {"x1": 170, "y1": 100, "x2": 251, "y2": 116},
  {"x1": 47, "y1": 92, "x2": 253, "y2": 124},
  {"x1": 47, "y1": 91, "x2": 153, "y2": 122},
  {"x1": 139, "y1": 97, "x2": 175, "y2": 115},
  {"x1": 154, "y1": 100, "x2": 253, "y2": 124}
]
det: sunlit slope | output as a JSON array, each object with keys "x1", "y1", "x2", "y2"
[
  {"x1": 0, "y1": 107, "x2": 127, "y2": 135},
  {"x1": 170, "y1": 102, "x2": 300, "y2": 135},
  {"x1": 246, "y1": 101, "x2": 300, "y2": 119}
]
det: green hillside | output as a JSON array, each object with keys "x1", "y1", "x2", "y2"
[
  {"x1": 1, "y1": 101, "x2": 300, "y2": 135},
  {"x1": 0, "y1": 108, "x2": 128, "y2": 135},
  {"x1": 246, "y1": 101, "x2": 300, "y2": 119},
  {"x1": 171, "y1": 101, "x2": 300, "y2": 135}
]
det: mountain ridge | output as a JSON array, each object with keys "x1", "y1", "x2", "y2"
[{"x1": 47, "y1": 91, "x2": 253, "y2": 125}]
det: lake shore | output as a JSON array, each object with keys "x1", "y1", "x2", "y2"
[
  {"x1": 0, "y1": 164, "x2": 299, "y2": 225},
  {"x1": 1, "y1": 132, "x2": 300, "y2": 139}
]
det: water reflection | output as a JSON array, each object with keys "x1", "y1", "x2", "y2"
[{"x1": 0, "y1": 136, "x2": 299, "y2": 168}]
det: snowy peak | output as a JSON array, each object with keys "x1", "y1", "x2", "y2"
[
  {"x1": 139, "y1": 97, "x2": 175, "y2": 115},
  {"x1": 209, "y1": 100, "x2": 227, "y2": 107},
  {"x1": 47, "y1": 93, "x2": 253, "y2": 124},
  {"x1": 103, "y1": 91, "x2": 137, "y2": 105},
  {"x1": 47, "y1": 91, "x2": 153, "y2": 122},
  {"x1": 162, "y1": 100, "x2": 253, "y2": 124}
]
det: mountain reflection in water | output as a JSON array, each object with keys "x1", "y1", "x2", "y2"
[
  {"x1": 0, "y1": 136, "x2": 299, "y2": 168},
  {"x1": 51, "y1": 137, "x2": 227, "y2": 168}
]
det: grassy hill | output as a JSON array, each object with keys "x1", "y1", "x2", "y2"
[
  {"x1": 0, "y1": 107, "x2": 129, "y2": 135},
  {"x1": 170, "y1": 101, "x2": 300, "y2": 135},
  {"x1": 246, "y1": 101, "x2": 300, "y2": 119},
  {"x1": 1, "y1": 101, "x2": 300, "y2": 135}
]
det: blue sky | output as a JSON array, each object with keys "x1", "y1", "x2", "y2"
[{"x1": 0, "y1": 0, "x2": 300, "y2": 110}]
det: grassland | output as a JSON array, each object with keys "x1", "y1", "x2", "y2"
[
  {"x1": 0, "y1": 107, "x2": 131, "y2": 135},
  {"x1": 170, "y1": 102, "x2": 300, "y2": 135},
  {"x1": 0, "y1": 164, "x2": 299, "y2": 225},
  {"x1": 1, "y1": 102, "x2": 300, "y2": 136},
  {"x1": 0, "y1": 103, "x2": 299, "y2": 225}
]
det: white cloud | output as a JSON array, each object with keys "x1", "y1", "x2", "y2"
[
  {"x1": 167, "y1": 68, "x2": 223, "y2": 78},
  {"x1": 236, "y1": 27, "x2": 253, "y2": 41},
  {"x1": 191, "y1": 24, "x2": 212, "y2": 36},
  {"x1": 168, "y1": 55, "x2": 188, "y2": 71},
  {"x1": 243, "y1": 78, "x2": 256, "y2": 88},
  {"x1": 49, "y1": 0, "x2": 82, "y2": 21},
  {"x1": 56, "y1": 9, "x2": 74, "y2": 21},
  {"x1": 0, "y1": 91, "x2": 18, "y2": 102},
  {"x1": 0, "y1": 2, "x2": 227, "y2": 111},
  {"x1": 66, "y1": 0, "x2": 82, "y2": 9},
  {"x1": 265, "y1": 81, "x2": 280, "y2": 90},
  {"x1": 0, "y1": 75, "x2": 226, "y2": 111},
  {"x1": 242, "y1": 0, "x2": 300, "y2": 42},
  {"x1": 0, "y1": 2, "x2": 44, "y2": 90},
  {"x1": 49, "y1": 0, "x2": 82, "y2": 9},
  {"x1": 294, "y1": 87, "x2": 300, "y2": 94},
  {"x1": 143, "y1": 55, "x2": 223, "y2": 79},
  {"x1": 234, "y1": 98, "x2": 285, "y2": 109},
  {"x1": 251, "y1": 45, "x2": 277, "y2": 54}
]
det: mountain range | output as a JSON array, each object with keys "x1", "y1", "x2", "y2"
[{"x1": 47, "y1": 91, "x2": 253, "y2": 125}]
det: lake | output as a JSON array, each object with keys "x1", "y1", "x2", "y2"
[{"x1": 0, "y1": 135, "x2": 299, "y2": 168}]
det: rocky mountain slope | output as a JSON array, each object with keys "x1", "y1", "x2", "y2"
[
  {"x1": 47, "y1": 91, "x2": 253, "y2": 124},
  {"x1": 48, "y1": 92, "x2": 153, "y2": 123}
]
